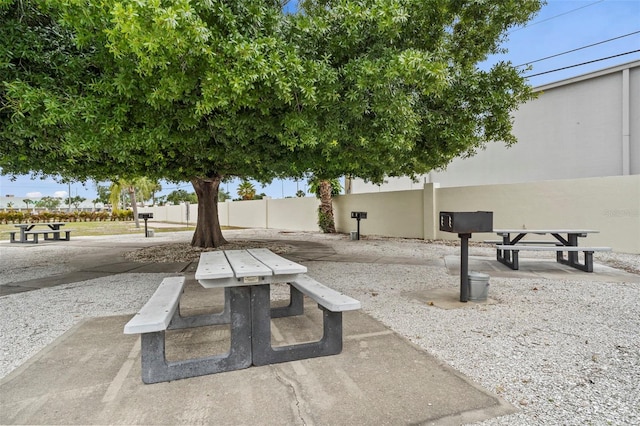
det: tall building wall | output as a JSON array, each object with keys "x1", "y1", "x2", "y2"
[{"x1": 349, "y1": 60, "x2": 640, "y2": 193}]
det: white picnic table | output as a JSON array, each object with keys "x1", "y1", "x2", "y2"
[
  {"x1": 492, "y1": 229, "x2": 609, "y2": 272},
  {"x1": 125, "y1": 248, "x2": 360, "y2": 383},
  {"x1": 10, "y1": 222, "x2": 69, "y2": 243}
]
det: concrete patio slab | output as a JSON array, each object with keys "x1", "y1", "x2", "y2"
[{"x1": 0, "y1": 293, "x2": 516, "y2": 425}]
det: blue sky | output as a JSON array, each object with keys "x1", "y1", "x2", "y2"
[{"x1": 2, "y1": 0, "x2": 639, "y2": 201}]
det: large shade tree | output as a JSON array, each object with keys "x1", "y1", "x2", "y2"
[
  {"x1": 1, "y1": 0, "x2": 543, "y2": 247},
  {"x1": 287, "y1": 0, "x2": 543, "y2": 231}
]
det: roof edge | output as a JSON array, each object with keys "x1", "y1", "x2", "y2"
[{"x1": 533, "y1": 59, "x2": 640, "y2": 92}]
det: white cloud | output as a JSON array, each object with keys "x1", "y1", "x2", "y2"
[
  {"x1": 26, "y1": 192, "x2": 42, "y2": 198},
  {"x1": 54, "y1": 191, "x2": 68, "y2": 198}
]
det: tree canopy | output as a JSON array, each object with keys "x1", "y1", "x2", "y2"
[
  {"x1": 166, "y1": 189, "x2": 198, "y2": 205},
  {"x1": 289, "y1": 0, "x2": 542, "y2": 182},
  {"x1": 1, "y1": 0, "x2": 543, "y2": 247}
]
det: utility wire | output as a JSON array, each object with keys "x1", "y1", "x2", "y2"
[
  {"x1": 509, "y1": 0, "x2": 605, "y2": 34},
  {"x1": 524, "y1": 49, "x2": 640, "y2": 78},
  {"x1": 515, "y1": 30, "x2": 640, "y2": 67}
]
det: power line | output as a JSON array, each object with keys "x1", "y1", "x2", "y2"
[
  {"x1": 524, "y1": 49, "x2": 640, "y2": 78},
  {"x1": 515, "y1": 30, "x2": 640, "y2": 67},
  {"x1": 509, "y1": 0, "x2": 605, "y2": 34}
]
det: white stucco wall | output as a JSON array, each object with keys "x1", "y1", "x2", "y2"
[
  {"x1": 349, "y1": 60, "x2": 640, "y2": 193},
  {"x1": 333, "y1": 190, "x2": 424, "y2": 239},
  {"x1": 139, "y1": 175, "x2": 639, "y2": 253},
  {"x1": 267, "y1": 197, "x2": 320, "y2": 231}
]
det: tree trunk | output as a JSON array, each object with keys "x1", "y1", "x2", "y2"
[
  {"x1": 190, "y1": 175, "x2": 228, "y2": 248},
  {"x1": 129, "y1": 187, "x2": 140, "y2": 228},
  {"x1": 318, "y1": 180, "x2": 336, "y2": 233}
]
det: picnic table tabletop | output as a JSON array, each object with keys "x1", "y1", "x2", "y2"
[{"x1": 195, "y1": 249, "x2": 307, "y2": 288}]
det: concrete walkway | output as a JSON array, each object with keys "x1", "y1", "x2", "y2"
[{"x1": 0, "y1": 233, "x2": 527, "y2": 425}]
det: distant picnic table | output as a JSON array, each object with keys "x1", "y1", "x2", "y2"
[
  {"x1": 488, "y1": 229, "x2": 611, "y2": 272},
  {"x1": 9, "y1": 222, "x2": 71, "y2": 244}
]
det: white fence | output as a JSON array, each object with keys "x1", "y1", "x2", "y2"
[{"x1": 140, "y1": 175, "x2": 640, "y2": 254}]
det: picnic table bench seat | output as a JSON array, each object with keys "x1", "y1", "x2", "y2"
[
  {"x1": 124, "y1": 276, "x2": 186, "y2": 334},
  {"x1": 495, "y1": 244, "x2": 611, "y2": 272},
  {"x1": 123, "y1": 276, "x2": 246, "y2": 384},
  {"x1": 494, "y1": 245, "x2": 612, "y2": 252},
  {"x1": 9, "y1": 229, "x2": 73, "y2": 243},
  {"x1": 291, "y1": 275, "x2": 362, "y2": 312},
  {"x1": 252, "y1": 274, "x2": 361, "y2": 366}
]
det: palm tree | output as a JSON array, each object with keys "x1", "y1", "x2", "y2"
[
  {"x1": 150, "y1": 182, "x2": 162, "y2": 206},
  {"x1": 237, "y1": 180, "x2": 256, "y2": 200},
  {"x1": 135, "y1": 178, "x2": 158, "y2": 206},
  {"x1": 308, "y1": 177, "x2": 343, "y2": 233},
  {"x1": 23, "y1": 199, "x2": 33, "y2": 211},
  {"x1": 109, "y1": 177, "x2": 155, "y2": 228}
]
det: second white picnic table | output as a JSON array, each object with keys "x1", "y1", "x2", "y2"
[
  {"x1": 11, "y1": 222, "x2": 68, "y2": 243},
  {"x1": 492, "y1": 229, "x2": 605, "y2": 271}
]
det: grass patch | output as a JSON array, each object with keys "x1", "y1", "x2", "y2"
[{"x1": 0, "y1": 221, "x2": 197, "y2": 237}]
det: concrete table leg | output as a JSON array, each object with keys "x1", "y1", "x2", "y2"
[
  {"x1": 250, "y1": 284, "x2": 343, "y2": 367},
  {"x1": 138, "y1": 286, "x2": 252, "y2": 384}
]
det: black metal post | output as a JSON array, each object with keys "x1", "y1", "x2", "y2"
[
  {"x1": 459, "y1": 233, "x2": 471, "y2": 302},
  {"x1": 356, "y1": 218, "x2": 361, "y2": 240},
  {"x1": 144, "y1": 218, "x2": 149, "y2": 238}
]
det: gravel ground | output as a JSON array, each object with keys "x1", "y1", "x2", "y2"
[{"x1": 1, "y1": 229, "x2": 639, "y2": 425}]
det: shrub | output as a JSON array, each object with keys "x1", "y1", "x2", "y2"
[{"x1": 318, "y1": 210, "x2": 334, "y2": 233}]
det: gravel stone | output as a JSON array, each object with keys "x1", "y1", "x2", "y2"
[{"x1": 1, "y1": 229, "x2": 638, "y2": 425}]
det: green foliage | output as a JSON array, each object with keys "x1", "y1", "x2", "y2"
[
  {"x1": 69, "y1": 195, "x2": 86, "y2": 210},
  {"x1": 0, "y1": 0, "x2": 542, "y2": 243},
  {"x1": 95, "y1": 185, "x2": 111, "y2": 205},
  {"x1": 110, "y1": 210, "x2": 134, "y2": 221},
  {"x1": 77, "y1": 211, "x2": 110, "y2": 221},
  {"x1": 237, "y1": 180, "x2": 257, "y2": 200},
  {"x1": 166, "y1": 189, "x2": 198, "y2": 205},
  {"x1": 0, "y1": 210, "x2": 128, "y2": 224},
  {"x1": 1, "y1": 0, "x2": 541, "y2": 184},
  {"x1": 308, "y1": 177, "x2": 342, "y2": 198},
  {"x1": 1, "y1": 210, "x2": 24, "y2": 223},
  {"x1": 106, "y1": 177, "x2": 157, "y2": 212},
  {"x1": 35, "y1": 196, "x2": 62, "y2": 210},
  {"x1": 287, "y1": 0, "x2": 542, "y2": 183},
  {"x1": 131, "y1": 177, "x2": 158, "y2": 204},
  {"x1": 317, "y1": 210, "x2": 334, "y2": 233},
  {"x1": 218, "y1": 190, "x2": 231, "y2": 202}
]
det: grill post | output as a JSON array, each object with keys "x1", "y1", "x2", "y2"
[
  {"x1": 439, "y1": 211, "x2": 493, "y2": 303},
  {"x1": 459, "y1": 233, "x2": 471, "y2": 302}
]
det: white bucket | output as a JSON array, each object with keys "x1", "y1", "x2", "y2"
[{"x1": 468, "y1": 272, "x2": 490, "y2": 301}]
